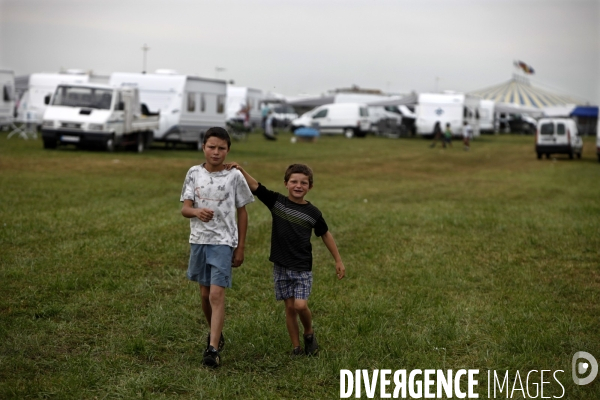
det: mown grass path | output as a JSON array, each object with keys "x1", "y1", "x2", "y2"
[{"x1": 1, "y1": 132, "x2": 599, "y2": 399}]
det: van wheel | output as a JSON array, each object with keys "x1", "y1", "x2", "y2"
[
  {"x1": 135, "y1": 133, "x2": 145, "y2": 153},
  {"x1": 43, "y1": 139, "x2": 57, "y2": 149},
  {"x1": 537, "y1": 152, "x2": 542, "y2": 160},
  {"x1": 569, "y1": 151, "x2": 573, "y2": 160},
  {"x1": 344, "y1": 128, "x2": 355, "y2": 139},
  {"x1": 105, "y1": 136, "x2": 115, "y2": 152},
  {"x1": 577, "y1": 152, "x2": 581, "y2": 159}
]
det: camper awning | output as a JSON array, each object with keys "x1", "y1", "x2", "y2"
[
  {"x1": 286, "y1": 96, "x2": 335, "y2": 108},
  {"x1": 494, "y1": 102, "x2": 544, "y2": 117},
  {"x1": 571, "y1": 106, "x2": 598, "y2": 118}
]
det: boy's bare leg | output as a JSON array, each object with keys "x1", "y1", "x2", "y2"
[
  {"x1": 208, "y1": 285, "x2": 226, "y2": 349},
  {"x1": 294, "y1": 299, "x2": 313, "y2": 335},
  {"x1": 284, "y1": 297, "x2": 301, "y2": 348},
  {"x1": 200, "y1": 284, "x2": 212, "y2": 326}
]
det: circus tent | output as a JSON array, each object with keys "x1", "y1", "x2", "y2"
[{"x1": 469, "y1": 75, "x2": 581, "y2": 108}]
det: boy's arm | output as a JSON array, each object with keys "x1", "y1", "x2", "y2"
[
  {"x1": 232, "y1": 205, "x2": 248, "y2": 267},
  {"x1": 320, "y1": 231, "x2": 345, "y2": 280},
  {"x1": 181, "y1": 199, "x2": 214, "y2": 222},
  {"x1": 225, "y1": 162, "x2": 258, "y2": 191}
]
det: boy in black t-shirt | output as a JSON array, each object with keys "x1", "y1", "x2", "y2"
[{"x1": 226, "y1": 162, "x2": 345, "y2": 356}]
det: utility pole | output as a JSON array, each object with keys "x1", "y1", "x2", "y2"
[{"x1": 142, "y1": 44, "x2": 150, "y2": 74}]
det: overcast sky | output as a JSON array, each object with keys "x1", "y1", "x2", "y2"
[{"x1": 1, "y1": 0, "x2": 598, "y2": 103}]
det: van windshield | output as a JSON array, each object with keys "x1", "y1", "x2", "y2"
[
  {"x1": 52, "y1": 86, "x2": 114, "y2": 110},
  {"x1": 540, "y1": 123, "x2": 554, "y2": 135}
]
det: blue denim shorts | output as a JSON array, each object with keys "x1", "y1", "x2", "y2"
[
  {"x1": 273, "y1": 264, "x2": 313, "y2": 301},
  {"x1": 187, "y1": 244, "x2": 234, "y2": 288}
]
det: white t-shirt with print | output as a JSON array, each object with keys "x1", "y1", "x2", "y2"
[{"x1": 180, "y1": 164, "x2": 254, "y2": 247}]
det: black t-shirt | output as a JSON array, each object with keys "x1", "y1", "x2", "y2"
[{"x1": 253, "y1": 183, "x2": 328, "y2": 271}]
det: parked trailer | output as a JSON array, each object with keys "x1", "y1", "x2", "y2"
[
  {"x1": 0, "y1": 70, "x2": 15, "y2": 129},
  {"x1": 41, "y1": 83, "x2": 158, "y2": 152},
  {"x1": 226, "y1": 86, "x2": 263, "y2": 129},
  {"x1": 110, "y1": 71, "x2": 227, "y2": 149},
  {"x1": 416, "y1": 92, "x2": 481, "y2": 138}
]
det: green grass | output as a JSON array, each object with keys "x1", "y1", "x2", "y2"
[{"x1": 1, "y1": 130, "x2": 599, "y2": 399}]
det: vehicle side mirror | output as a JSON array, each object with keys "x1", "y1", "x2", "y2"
[{"x1": 44, "y1": 94, "x2": 51, "y2": 105}]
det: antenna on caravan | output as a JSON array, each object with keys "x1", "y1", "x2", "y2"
[
  {"x1": 141, "y1": 44, "x2": 150, "y2": 74},
  {"x1": 215, "y1": 66, "x2": 226, "y2": 79}
]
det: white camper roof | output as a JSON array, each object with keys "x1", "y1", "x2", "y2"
[
  {"x1": 29, "y1": 73, "x2": 90, "y2": 87},
  {"x1": 110, "y1": 72, "x2": 226, "y2": 92},
  {"x1": 419, "y1": 93, "x2": 466, "y2": 104}
]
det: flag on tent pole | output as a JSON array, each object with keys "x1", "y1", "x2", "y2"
[{"x1": 514, "y1": 60, "x2": 535, "y2": 74}]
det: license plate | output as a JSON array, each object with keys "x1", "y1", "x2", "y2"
[{"x1": 61, "y1": 135, "x2": 80, "y2": 143}]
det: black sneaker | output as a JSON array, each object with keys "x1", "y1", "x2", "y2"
[
  {"x1": 206, "y1": 332, "x2": 225, "y2": 352},
  {"x1": 290, "y1": 346, "x2": 303, "y2": 357},
  {"x1": 202, "y1": 345, "x2": 220, "y2": 368},
  {"x1": 303, "y1": 333, "x2": 319, "y2": 356}
]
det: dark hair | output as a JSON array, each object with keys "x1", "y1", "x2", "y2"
[
  {"x1": 203, "y1": 127, "x2": 231, "y2": 149},
  {"x1": 284, "y1": 164, "x2": 313, "y2": 187}
]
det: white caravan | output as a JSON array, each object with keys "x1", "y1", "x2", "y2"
[
  {"x1": 479, "y1": 99, "x2": 495, "y2": 133},
  {"x1": 42, "y1": 83, "x2": 158, "y2": 152},
  {"x1": 416, "y1": 92, "x2": 481, "y2": 137},
  {"x1": 16, "y1": 72, "x2": 108, "y2": 126},
  {"x1": 226, "y1": 86, "x2": 263, "y2": 129},
  {"x1": 110, "y1": 71, "x2": 227, "y2": 148},
  {"x1": 0, "y1": 70, "x2": 15, "y2": 129}
]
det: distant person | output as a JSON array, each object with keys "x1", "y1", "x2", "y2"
[
  {"x1": 261, "y1": 104, "x2": 270, "y2": 130},
  {"x1": 180, "y1": 127, "x2": 254, "y2": 368},
  {"x1": 264, "y1": 110, "x2": 276, "y2": 141},
  {"x1": 225, "y1": 162, "x2": 346, "y2": 356},
  {"x1": 444, "y1": 123, "x2": 453, "y2": 148},
  {"x1": 462, "y1": 120, "x2": 473, "y2": 151},
  {"x1": 429, "y1": 121, "x2": 443, "y2": 148}
]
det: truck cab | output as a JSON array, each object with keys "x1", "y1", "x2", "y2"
[{"x1": 41, "y1": 84, "x2": 158, "y2": 152}]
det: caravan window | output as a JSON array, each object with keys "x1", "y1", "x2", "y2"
[
  {"x1": 217, "y1": 95, "x2": 225, "y2": 114},
  {"x1": 3, "y1": 84, "x2": 14, "y2": 102},
  {"x1": 187, "y1": 93, "x2": 196, "y2": 112},
  {"x1": 200, "y1": 93, "x2": 206, "y2": 112},
  {"x1": 556, "y1": 123, "x2": 566, "y2": 136}
]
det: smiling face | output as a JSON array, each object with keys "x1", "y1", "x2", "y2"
[
  {"x1": 285, "y1": 173, "x2": 312, "y2": 203},
  {"x1": 202, "y1": 136, "x2": 230, "y2": 171}
]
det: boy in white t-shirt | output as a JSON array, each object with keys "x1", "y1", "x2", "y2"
[
  {"x1": 463, "y1": 121, "x2": 473, "y2": 151},
  {"x1": 180, "y1": 127, "x2": 254, "y2": 368}
]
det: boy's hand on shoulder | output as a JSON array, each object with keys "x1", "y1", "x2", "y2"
[
  {"x1": 336, "y1": 261, "x2": 345, "y2": 280},
  {"x1": 224, "y1": 162, "x2": 242, "y2": 172}
]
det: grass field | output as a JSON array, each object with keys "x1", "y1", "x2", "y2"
[{"x1": 1, "y1": 131, "x2": 599, "y2": 399}]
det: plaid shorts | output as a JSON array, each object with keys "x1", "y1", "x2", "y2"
[{"x1": 273, "y1": 264, "x2": 313, "y2": 301}]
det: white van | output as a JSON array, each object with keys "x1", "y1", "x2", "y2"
[
  {"x1": 536, "y1": 118, "x2": 582, "y2": 159},
  {"x1": 291, "y1": 103, "x2": 370, "y2": 138},
  {"x1": 596, "y1": 118, "x2": 600, "y2": 162}
]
